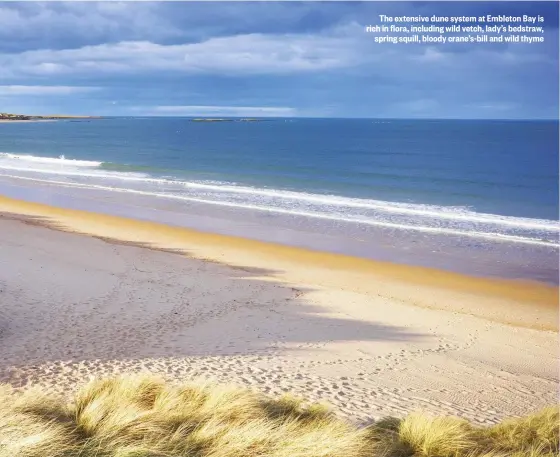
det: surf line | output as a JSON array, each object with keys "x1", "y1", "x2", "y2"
[
  {"x1": 0, "y1": 162, "x2": 558, "y2": 231},
  {"x1": 1, "y1": 173, "x2": 557, "y2": 248}
]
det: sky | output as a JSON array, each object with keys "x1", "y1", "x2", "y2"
[{"x1": 0, "y1": 1, "x2": 558, "y2": 119}]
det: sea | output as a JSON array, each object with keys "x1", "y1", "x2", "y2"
[{"x1": 0, "y1": 117, "x2": 558, "y2": 284}]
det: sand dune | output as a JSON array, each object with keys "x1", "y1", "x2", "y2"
[{"x1": 0, "y1": 199, "x2": 557, "y2": 425}]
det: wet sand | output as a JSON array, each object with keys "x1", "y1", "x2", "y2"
[{"x1": 0, "y1": 194, "x2": 558, "y2": 424}]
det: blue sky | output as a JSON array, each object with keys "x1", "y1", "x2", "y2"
[{"x1": 0, "y1": 1, "x2": 558, "y2": 119}]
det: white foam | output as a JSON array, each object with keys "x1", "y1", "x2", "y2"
[
  {"x1": 2, "y1": 173, "x2": 558, "y2": 248},
  {"x1": 0, "y1": 155, "x2": 557, "y2": 232},
  {"x1": 0, "y1": 152, "x2": 101, "y2": 167},
  {"x1": 0, "y1": 164, "x2": 148, "y2": 180},
  {"x1": 0, "y1": 152, "x2": 557, "y2": 240},
  {"x1": 176, "y1": 182, "x2": 559, "y2": 231}
]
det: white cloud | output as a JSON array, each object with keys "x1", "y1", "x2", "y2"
[
  {"x1": 0, "y1": 85, "x2": 99, "y2": 95},
  {"x1": 2, "y1": 17, "x2": 548, "y2": 85},
  {"x1": 0, "y1": 24, "x2": 368, "y2": 78},
  {"x1": 136, "y1": 105, "x2": 296, "y2": 117},
  {"x1": 465, "y1": 102, "x2": 518, "y2": 111},
  {"x1": 413, "y1": 47, "x2": 446, "y2": 63},
  {"x1": 0, "y1": 2, "x2": 179, "y2": 43}
]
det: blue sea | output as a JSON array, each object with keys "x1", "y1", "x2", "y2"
[{"x1": 0, "y1": 118, "x2": 558, "y2": 283}]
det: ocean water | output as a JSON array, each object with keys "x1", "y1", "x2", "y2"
[{"x1": 0, "y1": 117, "x2": 558, "y2": 283}]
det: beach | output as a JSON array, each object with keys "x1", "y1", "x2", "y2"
[
  {"x1": 1, "y1": 194, "x2": 557, "y2": 425},
  {"x1": 1, "y1": 3, "x2": 558, "y2": 454},
  {"x1": 1, "y1": 118, "x2": 558, "y2": 287}
]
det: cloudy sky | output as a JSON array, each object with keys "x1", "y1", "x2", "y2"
[{"x1": 0, "y1": 1, "x2": 558, "y2": 119}]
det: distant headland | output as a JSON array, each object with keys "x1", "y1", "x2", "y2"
[
  {"x1": 0, "y1": 114, "x2": 271, "y2": 122},
  {"x1": 0, "y1": 112, "x2": 102, "y2": 121}
]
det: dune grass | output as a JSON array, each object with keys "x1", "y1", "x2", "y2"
[
  {"x1": 366, "y1": 407, "x2": 559, "y2": 457},
  {"x1": 0, "y1": 375, "x2": 557, "y2": 457}
]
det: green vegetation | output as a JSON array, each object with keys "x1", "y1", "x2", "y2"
[{"x1": 0, "y1": 375, "x2": 557, "y2": 457}]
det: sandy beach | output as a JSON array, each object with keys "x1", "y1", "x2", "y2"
[{"x1": 0, "y1": 194, "x2": 558, "y2": 425}]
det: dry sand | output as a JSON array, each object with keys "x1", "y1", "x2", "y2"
[{"x1": 0, "y1": 195, "x2": 558, "y2": 425}]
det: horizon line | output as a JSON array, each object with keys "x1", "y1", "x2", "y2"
[{"x1": 94, "y1": 115, "x2": 560, "y2": 120}]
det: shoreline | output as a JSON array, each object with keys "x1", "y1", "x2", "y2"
[
  {"x1": 0, "y1": 116, "x2": 101, "y2": 123},
  {"x1": 0, "y1": 194, "x2": 557, "y2": 331},
  {"x1": 1, "y1": 193, "x2": 557, "y2": 425},
  {"x1": 0, "y1": 119, "x2": 58, "y2": 123}
]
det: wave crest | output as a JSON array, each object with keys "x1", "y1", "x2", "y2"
[
  {"x1": 0, "y1": 152, "x2": 558, "y2": 247},
  {"x1": 0, "y1": 152, "x2": 101, "y2": 167}
]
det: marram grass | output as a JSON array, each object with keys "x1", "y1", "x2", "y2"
[{"x1": 0, "y1": 375, "x2": 557, "y2": 457}]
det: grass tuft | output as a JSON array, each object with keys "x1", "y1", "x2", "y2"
[
  {"x1": 397, "y1": 413, "x2": 478, "y2": 457},
  {"x1": 482, "y1": 406, "x2": 559, "y2": 455},
  {"x1": 0, "y1": 374, "x2": 557, "y2": 457}
]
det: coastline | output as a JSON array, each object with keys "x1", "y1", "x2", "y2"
[
  {"x1": 1, "y1": 193, "x2": 557, "y2": 425},
  {"x1": 2, "y1": 3, "x2": 558, "y2": 449},
  {"x1": 0, "y1": 119, "x2": 58, "y2": 123},
  {"x1": 0, "y1": 115, "x2": 101, "y2": 123},
  {"x1": 0, "y1": 194, "x2": 557, "y2": 331}
]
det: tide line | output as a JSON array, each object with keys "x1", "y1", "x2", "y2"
[{"x1": 1, "y1": 173, "x2": 557, "y2": 248}]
